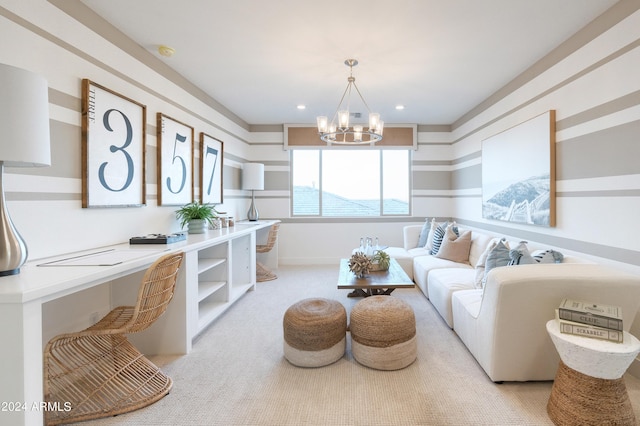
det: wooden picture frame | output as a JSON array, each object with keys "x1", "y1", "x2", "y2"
[
  {"x1": 81, "y1": 79, "x2": 146, "y2": 208},
  {"x1": 481, "y1": 110, "x2": 556, "y2": 227},
  {"x1": 157, "y1": 113, "x2": 194, "y2": 206},
  {"x1": 199, "y1": 133, "x2": 223, "y2": 204}
]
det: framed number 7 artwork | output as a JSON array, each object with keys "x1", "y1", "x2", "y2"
[
  {"x1": 82, "y1": 79, "x2": 146, "y2": 208},
  {"x1": 157, "y1": 113, "x2": 194, "y2": 206},
  {"x1": 200, "y1": 133, "x2": 223, "y2": 204}
]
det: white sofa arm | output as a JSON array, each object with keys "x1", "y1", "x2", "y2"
[
  {"x1": 403, "y1": 225, "x2": 423, "y2": 251},
  {"x1": 471, "y1": 264, "x2": 640, "y2": 381}
]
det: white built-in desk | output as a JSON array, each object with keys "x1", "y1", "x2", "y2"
[{"x1": 0, "y1": 220, "x2": 278, "y2": 426}]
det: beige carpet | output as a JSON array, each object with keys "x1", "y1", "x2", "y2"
[{"x1": 77, "y1": 265, "x2": 640, "y2": 425}]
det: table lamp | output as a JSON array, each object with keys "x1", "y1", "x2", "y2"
[
  {"x1": 242, "y1": 163, "x2": 264, "y2": 221},
  {"x1": 0, "y1": 64, "x2": 51, "y2": 276}
]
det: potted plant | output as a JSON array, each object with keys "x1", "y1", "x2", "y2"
[
  {"x1": 175, "y1": 201, "x2": 218, "y2": 234},
  {"x1": 371, "y1": 250, "x2": 391, "y2": 271}
]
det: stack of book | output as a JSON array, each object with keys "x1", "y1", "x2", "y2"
[{"x1": 556, "y1": 299, "x2": 623, "y2": 343}]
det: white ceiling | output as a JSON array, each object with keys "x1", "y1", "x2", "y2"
[{"x1": 81, "y1": 0, "x2": 617, "y2": 126}]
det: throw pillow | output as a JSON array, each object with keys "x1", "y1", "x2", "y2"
[
  {"x1": 509, "y1": 241, "x2": 537, "y2": 265},
  {"x1": 482, "y1": 239, "x2": 510, "y2": 287},
  {"x1": 474, "y1": 237, "x2": 502, "y2": 288},
  {"x1": 532, "y1": 249, "x2": 564, "y2": 264},
  {"x1": 435, "y1": 229, "x2": 472, "y2": 263},
  {"x1": 430, "y1": 221, "x2": 455, "y2": 255},
  {"x1": 424, "y1": 218, "x2": 437, "y2": 251},
  {"x1": 417, "y1": 218, "x2": 431, "y2": 248}
]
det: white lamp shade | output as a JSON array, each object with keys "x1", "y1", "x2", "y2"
[
  {"x1": 242, "y1": 163, "x2": 264, "y2": 190},
  {"x1": 0, "y1": 64, "x2": 51, "y2": 167}
]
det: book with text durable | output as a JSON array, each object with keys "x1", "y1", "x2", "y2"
[
  {"x1": 555, "y1": 310, "x2": 623, "y2": 343},
  {"x1": 558, "y1": 298, "x2": 623, "y2": 331}
]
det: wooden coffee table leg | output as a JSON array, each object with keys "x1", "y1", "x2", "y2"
[
  {"x1": 348, "y1": 289, "x2": 370, "y2": 298},
  {"x1": 347, "y1": 288, "x2": 395, "y2": 297}
]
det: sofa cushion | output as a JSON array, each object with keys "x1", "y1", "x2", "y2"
[
  {"x1": 427, "y1": 268, "x2": 476, "y2": 328},
  {"x1": 435, "y1": 229, "x2": 472, "y2": 263},
  {"x1": 468, "y1": 232, "x2": 495, "y2": 271},
  {"x1": 413, "y1": 255, "x2": 473, "y2": 298}
]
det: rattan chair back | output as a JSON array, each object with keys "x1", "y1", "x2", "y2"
[
  {"x1": 127, "y1": 251, "x2": 184, "y2": 333},
  {"x1": 256, "y1": 222, "x2": 279, "y2": 253}
]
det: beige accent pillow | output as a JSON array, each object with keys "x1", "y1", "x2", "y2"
[{"x1": 434, "y1": 228, "x2": 472, "y2": 263}]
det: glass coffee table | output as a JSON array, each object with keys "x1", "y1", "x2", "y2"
[{"x1": 337, "y1": 258, "x2": 414, "y2": 297}]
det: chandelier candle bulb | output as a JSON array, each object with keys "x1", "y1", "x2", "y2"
[
  {"x1": 338, "y1": 110, "x2": 349, "y2": 130},
  {"x1": 369, "y1": 113, "x2": 380, "y2": 130},
  {"x1": 317, "y1": 116, "x2": 328, "y2": 133},
  {"x1": 354, "y1": 125, "x2": 363, "y2": 141}
]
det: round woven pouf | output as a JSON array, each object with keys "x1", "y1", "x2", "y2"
[
  {"x1": 283, "y1": 298, "x2": 347, "y2": 367},
  {"x1": 350, "y1": 295, "x2": 417, "y2": 370}
]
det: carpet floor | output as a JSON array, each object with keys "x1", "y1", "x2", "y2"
[{"x1": 76, "y1": 265, "x2": 640, "y2": 425}]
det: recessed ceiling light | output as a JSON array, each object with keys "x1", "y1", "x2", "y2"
[
  {"x1": 395, "y1": 105, "x2": 405, "y2": 110},
  {"x1": 297, "y1": 104, "x2": 306, "y2": 110}
]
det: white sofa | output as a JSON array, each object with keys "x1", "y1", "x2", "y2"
[{"x1": 384, "y1": 224, "x2": 640, "y2": 382}]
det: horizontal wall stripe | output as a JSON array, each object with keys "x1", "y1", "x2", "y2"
[
  {"x1": 49, "y1": 87, "x2": 80, "y2": 111},
  {"x1": 557, "y1": 119, "x2": 640, "y2": 180},
  {"x1": 557, "y1": 90, "x2": 640, "y2": 131},
  {"x1": 413, "y1": 171, "x2": 450, "y2": 190},
  {"x1": 6, "y1": 192, "x2": 80, "y2": 201},
  {"x1": 452, "y1": 38, "x2": 640, "y2": 145},
  {"x1": 456, "y1": 218, "x2": 640, "y2": 267},
  {"x1": 452, "y1": 164, "x2": 481, "y2": 190},
  {"x1": 452, "y1": 0, "x2": 639, "y2": 131},
  {"x1": 559, "y1": 189, "x2": 640, "y2": 197}
]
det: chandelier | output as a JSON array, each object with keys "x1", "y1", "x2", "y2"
[{"x1": 316, "y1": 59, "x2": 384, "y2": 145}]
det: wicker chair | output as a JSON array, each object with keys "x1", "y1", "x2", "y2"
[
  {"x1": 43, "y1": 252, "x2": 184, "y2": 425},
  {"x1": 256, "y1": 222, "x2": 279, "y2": 282}
]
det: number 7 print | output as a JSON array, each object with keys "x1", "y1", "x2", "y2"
[{"x1": 200, "y1": 133, "x2": 224, "y2": 204}]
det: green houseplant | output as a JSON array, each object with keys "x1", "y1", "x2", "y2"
[{"x1": 175, "y1": 201, "x2": 218, "y2": 234}]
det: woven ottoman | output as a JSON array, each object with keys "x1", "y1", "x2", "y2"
[
  {"x1": 283, "y1": 298, "x2": 347, "y2": 367},
  {"x1": 350, "y1": 295, "x2": 417, "y2": 370}
]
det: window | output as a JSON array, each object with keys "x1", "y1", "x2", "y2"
[{"x1": 291, "y1": 149, "x2": 410, "y2": 217}]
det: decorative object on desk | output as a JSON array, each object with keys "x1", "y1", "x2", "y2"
[
  {"x1": 129, "y1": 233, "x2": 186, "y2": 245},
  {"x1": 175, "y1": 201, "x2": 218, "y2": 234},
  {"x1": 157, "y1": 113, "x2": 194, "y2": 206},
  {"x1": 348, "y1": 251, "x2": 372, "y2": 279},
  {"x1": 199, "y1": 132, "x2": 223, "y2": 204},
  {"x1": 371, "y1": 250, "x2": 391, "y2": 272},
  {"x1": 0, "y1": 64, "x2": 51, "y2": 276},
  {"x1": 81, "y1": 79, "x2": 146, "y2": 208},
  {"x1": 242, "y1": 162, "x2": 264, "y2": 221}
]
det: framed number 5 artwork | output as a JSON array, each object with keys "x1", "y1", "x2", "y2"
[
  {"x1": 200, "y1": 133, "x2": 223, "y2": 204},
  {"x1": 82, "y1": 79, "x2": 146, "y2": 208},
  {"x1": 157, "y1": 113, "x2": 194, "y2": 206}
]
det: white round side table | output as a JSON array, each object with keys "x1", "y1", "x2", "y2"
[{"x1": 546, "y1": 319, "x2": 640, "y2": 426}]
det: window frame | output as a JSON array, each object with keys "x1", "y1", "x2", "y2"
[{"x1": 290, "y1": 148, "x2": 412, "y2": 218}]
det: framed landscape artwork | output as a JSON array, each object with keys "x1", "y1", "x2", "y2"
[
  {"x1": 157, "y1": 113, "x2": 194, "y2": 206},
  {"x1": 199, "y1": 133, "x2": 223, "y2": 204},
  {"x1": 81, "y1": 79, "x2": 146, "y2": 208},
  {"x1": 481, "y1": 110, "x2": 556, "y2": 227}
]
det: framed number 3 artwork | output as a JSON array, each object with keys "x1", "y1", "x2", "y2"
[
  {"x1": 157, "y1": 113, "x2": 194, "y2": 206},
  {"x1": 82, "y1": 79, "x2": 146, "y2": 208},
  {"x1": 200, "y1": 133, "x2": 223, "y2": 204}
]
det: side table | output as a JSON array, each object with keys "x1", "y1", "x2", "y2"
[{"x1": 546, "y1": 319, "x2": 640, "y2": 426}]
